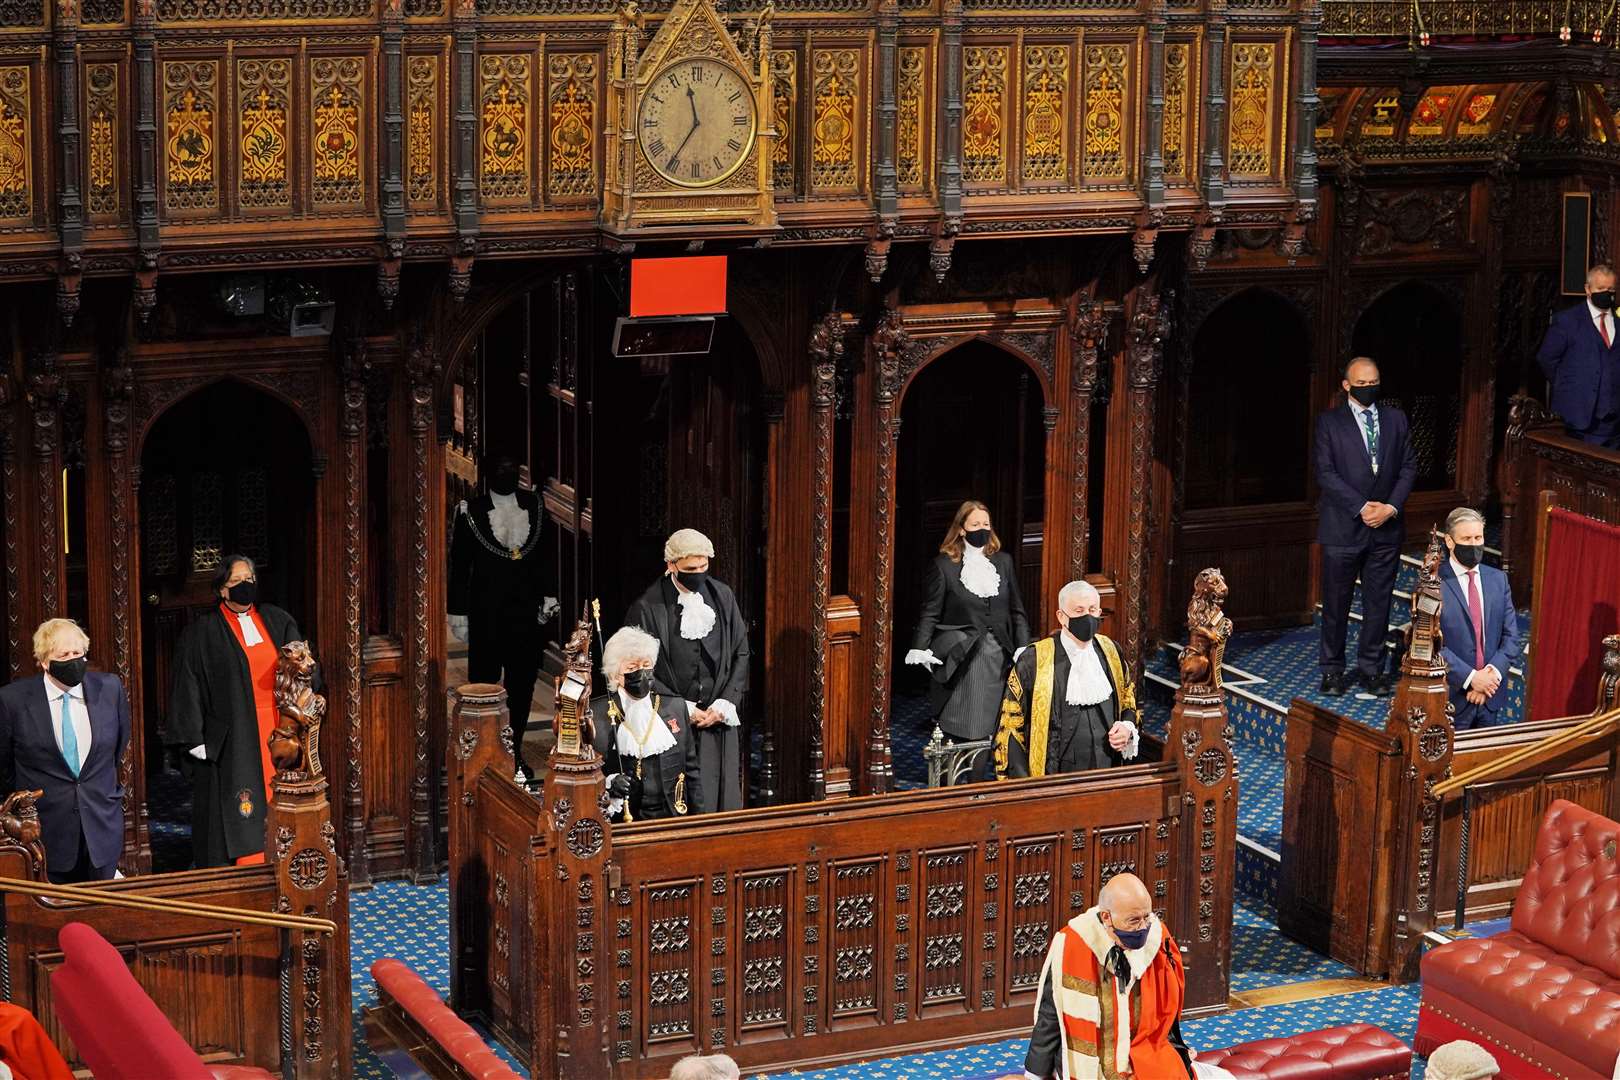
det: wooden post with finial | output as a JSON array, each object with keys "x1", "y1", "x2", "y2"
[
  {"x1": 445, "y1": 679, "x2": 508, "y2": 1015},
  {"x1": 1382, "y1": 529, "x2": 1454, "y2": 983},
  {"x1": 1168, "y1": 567, "x2": 1237, "y2": 1013}
]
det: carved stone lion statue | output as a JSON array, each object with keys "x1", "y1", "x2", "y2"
[
  {"x1": 271, "y1": 641, "x2": 325, "y2": 774},
  {"x1": 1178, "y1": 568, "x2": 1232, "y2": 692},
  {"x1": 0, "y1": 789, "x2": 43, "y2": 847}
]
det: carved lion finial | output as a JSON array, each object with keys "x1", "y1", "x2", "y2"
[
  {"x1": 0, "y1": 790, "x2": 43, "y2": 847},
  {"x1": 1178, "y1": 568, "x2": 1232, "y2": 694},
  {"x1": 271, "y1": 641, "x2": 326, "y2": 779}
]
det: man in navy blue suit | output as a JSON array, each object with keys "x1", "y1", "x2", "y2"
[
  {"x1": 1437, "y1": 507, "x2": 1520, "y2": 730},
  {"x1": 1537, "y1": 263, "x2": 1620, "y2": 448},
  {"x1": 1314, "y1": 357, "x2": 1418, "y2": 697},
  {"x1": 0, "y1": 619, "x2": 130, "y2": 882}
]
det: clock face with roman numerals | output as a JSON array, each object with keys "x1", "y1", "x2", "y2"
[{"x1": 637, "y1": 57, "x2": 758, "y2": 188}]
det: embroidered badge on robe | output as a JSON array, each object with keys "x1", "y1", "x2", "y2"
[{"x1": 237, "y1": 789, "x2": 255, "y2": 818}]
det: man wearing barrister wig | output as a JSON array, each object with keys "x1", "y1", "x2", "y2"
[
  {"x1": 591, "y1": 627, "x2": 702, "y2": 822},
  {"x1": 1023, "y1": 872, "x2": 1193, "y2": 1080},
  {"x1": 626, "y1": 529, "x2": 748, "y2": 813},
  {"x1": 995, "y1": 579, "x2": 1139, "y2": 780}
]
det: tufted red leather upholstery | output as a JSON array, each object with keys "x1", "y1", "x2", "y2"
[
  {"x1": 1417, "y1": 800, "x2": 1620, "y2": 1079},
  {"x1": 1511, "y1": 799, "x2": 1620, "y2": 979},
  {"x1": 1194, "y1": 1023, "x2": 1411, "y2": 1080},
  {"x1": 371, "y1": 959, "x2": 522, "y2": 1080}
]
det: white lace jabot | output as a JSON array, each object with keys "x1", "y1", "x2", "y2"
[
  {"x1": 676, "y1": 588, "x2": 717, "y2": 640},
  {"x1": 614, "y1": 688, "x2": 675, "y2": 759},
  {"x1": 959, "y1": 543, "x2": 1001, "y2": 599},
  {"x1": 487, "y1": 491, "x2": 531, "y2": 550}
]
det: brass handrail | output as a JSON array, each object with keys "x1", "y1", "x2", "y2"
[
  {"x1": 0, "y1": 876, "x2": 337, "y2": 936},
  {"x1": 1431, "y1": 705, "x2": 1620, "y2": 798}
]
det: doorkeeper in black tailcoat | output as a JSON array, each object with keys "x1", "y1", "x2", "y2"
[
  {"x1": 590, "y1": 627, "x2": 702, "y2": 823},
  {"x1": 447, "y1": 458, "x2": 559, "y2": 783},
  {"x1": 0, "y1": 619, "x2": 131, "y2": 883},
  {"x1": 626, "y1": 528, "x2": 748, "y2": 814},
  {"x1": 166, "y1": 556, "x2": 310, "y2": 869},
  {"x1": 905, "y1": 500, "x2": 1031, "y2": 781},
  {"x1": 995, "y1": 579, "x2": 1139, "y2": 779}
]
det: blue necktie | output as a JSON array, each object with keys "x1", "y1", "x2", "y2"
[
  {"x1": 60, "y1": 692, "x2": 80, "y2": 777},
  {"x1": 1361, "y1": 408, "x2": 1380, "y2": 473}
]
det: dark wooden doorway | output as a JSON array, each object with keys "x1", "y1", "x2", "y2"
[
  {"x1": 1351, "y1": 282, "x2": 1464, "y2": 493},
  {"x1": 138, "y1": 381, "x2": 315, "y2": 870},
  {"x1": 894, "y1": 341, "x2": 1047, "y2": 681}
]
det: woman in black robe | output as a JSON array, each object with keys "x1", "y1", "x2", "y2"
[{"x1": 590, "y1": 626, "x2": 702, "y2": 822}]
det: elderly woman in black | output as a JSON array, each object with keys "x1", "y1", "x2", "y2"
[
  {"x1": 591, "y1": 626, "x2": 703, "y2": 822},
  {"x1": 905, "y1": 500, "x2": 1031, "y2": 779}
]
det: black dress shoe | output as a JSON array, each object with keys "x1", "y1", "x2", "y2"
[
  {"x1": 1321, "y1": 673, "x2": 1346, "y2": 696},
  {"x1": 1371, "y1": 672, "x2": 1396, "y2": 697}
]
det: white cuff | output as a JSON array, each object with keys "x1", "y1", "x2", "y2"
[
  {"x1": 1486, "y1": 664, "x2": 1501, "y2": 683},
  {"x1": 685, "y1": 699, "x2": 698, "y2": 718},
  {"x1": 711, "y1": 699, "x2": 741, "y2": 727},
  {"x1": 1121, "y1": 721, "x2": 1139, "y2": 762},
  {"x1": 904, "y1": 648, "x2": 939, "y2": 667},
  {"x1": 605, "y1": 773, "x2": 626, "y2": 817},
  {"x1": 188, "y1": 744, "x2": 207, "y2": 760},
  {"x1": 1463, "y1": 668, "x2": 1475, "y2": 689}
]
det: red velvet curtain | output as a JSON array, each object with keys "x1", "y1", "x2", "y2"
[{"x1": 1528, "y1": 507, "x2": 1620, "y2": 720}]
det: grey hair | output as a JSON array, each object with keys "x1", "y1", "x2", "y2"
[
  {"x1": 669, "y1": 1055, "x2": 741, "y2": 1080},
  {"x1": 1589, "y1": 262, "x2": 1616, "y2": 285},
  {"x1": 1444, "y1": 507, "x2": 1485, "y2": 537},
  {"x1": 1057, "y1": 579, "x2": 1100, "y2": 610},
  {"x1": 600, "y1": 626, "x2": 659, "y2": 690}
]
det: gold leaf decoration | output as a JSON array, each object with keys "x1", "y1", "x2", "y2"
[
  {"x1": 1022, "y1": 45, "x2": 1067, "y2": 184},
  {"x1": 771, "y1": 49, "x2": 795, "y2": 191},
  {"x1": 963, "y1": 46, "x2": 1006, "y2": 185},
  {"x1": 1163, "y1": 43, "x2": 1188, "y2": 180},
  {"x1": 407, "y1": 55, "x2": 437, "y2": 206},
  {"x1": 0, "y1": 66, "x2": 25, "y2": 220},
  {"x1": 811, "y1": 49, "x2": 858, "y2": 192},
  {"x1": 1082, "y1": 44, "x2": 1126, "y2": 181},
  {"x1": 164, "y1": 60, "x2": 217, "y2": 212},
  {"x1": 547, "y1": 53, "x2": 596, "y2": 202},
  {"x1": 311, "y1": 56, "x2": 364, "y2": 207},
  {"x1": 480, "y1": 54, "x2": 530, "y2": 202},
  {"x1": 1229, "y1": 42, "x2": 1274, "y2": 174},
  {"x1": 896, "y1": 46, "x2": 925, "y2": 188},
  {"x1": 238, "y1": 58, "x2": 292, "y2": 210},
  {"x1": 86, "y1": 63, "x2": 118, "y2": 216}
]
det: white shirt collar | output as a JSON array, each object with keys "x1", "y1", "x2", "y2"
[
  {"x1": 1590, "y1": 298, "x2": 1610, "y2": 324},
  {"x1": 1449, "y1": 556, "x2": 1480, "y2": 583},
  {"x1": 1348, "y1": 396, "x2": 1375, "y2": 419},
  {"x1": 45, "y1": 678, "x2": 83, "y2": 702}
]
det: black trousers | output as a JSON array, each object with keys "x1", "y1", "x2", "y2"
[
  {"x1": 48, "y1": 831, "x2": 117, "y2": 884},
  {"x1": 1319, "y1": 540, "x2": 1400, "y2": 677},
  {"x1": 468, "y1": 618, "x2": 543, "y2": 757}
]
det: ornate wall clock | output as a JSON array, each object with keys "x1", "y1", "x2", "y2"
[{"x1": 602, "y1": 0, "x2": 777, "y2": 237}]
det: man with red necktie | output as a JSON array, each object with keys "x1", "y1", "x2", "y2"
[
  {"x1": 1437, "y1": 508, "x2": 1521, "y2": 731},
  {"x1": 1538, "y1": 262, "x2": 1620, "y2": 448}
]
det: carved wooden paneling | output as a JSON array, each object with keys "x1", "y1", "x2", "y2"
[
  {"x1": 1177, "y1": 505, "x2": 1315, "y2": 630},
  {"x1": 1228, "y1": 41, "x2": 1276, "y2": 177},
  {"x1": 163, "y1": 59, "x2": 220, "y2": 214},
  {"x1": 407, "y1": 54, "x2": 440, "y2": 209},
  {"x1": 84, "y1": 62, "x2": 122, "y2": 220},
  {"x1": 310, "y1": 56, "x2": 365, "y2": 209},
  {"x1": 961, "y1": 45, "x2": 1007, "y2": 186},
  {"x1": 918, "y1": 848, "x2": 968, "y2": 1009},
  {"x1": 480, "y1": 54, "x2": 532, "y2": 204},
  {"x1": 1020, "y1": 44, "x2": 1069, "y2": 185},
  {"x1": 830, "y1": 858, "x2": 881, "y2": 1017},
  {"x1": 769, "y1": 49, "x2": 795, "y2": 191},
  {"x1": 644, "y1": 880, "x2": 700, "y2": 1049},
  {"x1": 237, "y1": 58, "x2": 293, "y2": 211},
  {"x1": 1162, "y1": 42, "x2": 1191, "y2": 181},
  {"x1": 1004, "y1": 836, "x2": 1058, "y2": 995},
  {"x1": 1081, "y1": 43, "x2": 1128, "y2": 183},
  {"x1": 810, "y1": 48, "x2": 860, "y2": 194},
  {"x1": 0, "y1": 65, "x2": 34, "y2": 222},
  {"x1": 895, "y1": 45, "x2": 926, "y2": 190},
  {"x1": 546, "y1": 53, "x2": 597, "y2": 203},
  {"x1": 360, "y1": 637, "x2": 407, "y2": 874},
  {"x1": 737, "y1": 870, "x2": 791, "y2": 1032}
]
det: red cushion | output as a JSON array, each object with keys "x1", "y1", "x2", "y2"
[
  {"x1": 208, "y1": 1069, "x2": 277, "y2": 1080},
  {"x1": 1194, "y1": 1023, "x2": 1411, "y2": 1080},
  {"x1": 48, "y1": 922, "x2": 214, "y2": 1080},
  {"x1": 1511, "y1": 799, "x2": 1620, "y2": 980},
  {"x1": 372, "y1": 959, "x2": 521, "y2": 1080},
  {"x1": 1421, "y1": 928, "x2": 1620, "y2": 1077}
]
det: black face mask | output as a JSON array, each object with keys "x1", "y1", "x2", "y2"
[
  {"x1": 488, "y1": 465, "x2": 519, "y2": 496},
  {"x1": 227, "y1": 580, "x2": 258, "y2": 606},
  {"x1": 48, "y1": 657, "x2": 87, "y2": 689},
  {"x1": 676, "y1": 570, "x2": 708, "y2": 592},
  {"x1": 1453, "y1": 543, "x2": 1484, "y2": 570},
  {"x1": 1348, "y1": 384, "x2": 1380, "y2": 407},
  {"x1": 621, "y1": 670, "x2": 651, "y2": 699},
  {"x1": 1594, "y1": 290, "x2": 1617, "y2": 312},
  {"x1": 964, "y1": 528, "x2": 992, "y2": 549},
  {"x1": 1112, "y1": 919, "x2": 1153, "y2": 951},
  {"x1": 1064, "y1": 614, "x2": 1099, "y2": 643}
]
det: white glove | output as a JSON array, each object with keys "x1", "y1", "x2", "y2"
[
  {"x1": 188, "y1": 744, "x2": 207, "y2": 761},
  {"x1": 448, "y1": 615, "x2": 468, "y2": 642},
  {"x1": 905, "y1": 648, "x2": 943, "y2": 670},
  {"x1": 539, "y1": 596, "x2": 561, "y2": 623}
]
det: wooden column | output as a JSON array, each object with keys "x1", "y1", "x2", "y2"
[
  {"x1": 406, "y1": 342, "x2": 441, "y2": 883},
  {"x1": 339, "y1": 342, "x2": 371, "y2": 887},
  {"x1": 1142, "y1": 0, "x2": 1167, "y2": 208},
  {"x1": 546, "y1": 726, "x2": 610, "y2": 1076},
  {"x1": 1066, "y1": 299, "x2": 1108, "y2": 583},
  {"x1": 52, "y1": 0, "x2": 83, "y2": 322},
  {"x1": 1293, "y1": 0, "x2": 1321, "y2": 213},
  {"x1": 1168, "y1": 568, "x2": 1236, "y2": 1015},
  {"x1": 807, "y1": 313, "x2": 843, "y2": 802},
  {"x1": 446, "y1": 682, "x2": 506, "y2": 1012},
  {"x1": 131, "y1": 0, "x2": 159, "y2": 320},
  {"x1": 27, "y1": 355, "x2": 66, "y2": 623},
  {"x1": 1383, "y1": 534, "x2": 1453, "y2": 984},
  {"x1": 1119, "y1": 293, "x2": 1168, "y2": 676},
  {"x1": 0, "y1": 375, "x2": 21, "y2": 679},
  {"x1": 1200, "y1": 0, "x2": 1228, "y2": 213}
]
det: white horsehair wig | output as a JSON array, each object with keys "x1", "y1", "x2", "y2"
[
  {"x1": 601, "y1": 626, "x2": 660, "y2": 689},
  {"x1": 664, "y1": 528, "x2": 716, "y2": 564}
]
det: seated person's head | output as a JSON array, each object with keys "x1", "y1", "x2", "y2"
[{"x1": 669, "y1": 1054, "x2": 740, "y2": 1080}]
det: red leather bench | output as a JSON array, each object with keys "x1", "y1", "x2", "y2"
[
  {"x1": 1195, "y1": 1023, "x2": 1412, "y2": 1080},
  {"x1": 1417, "y1": 798, "x2": 1620, "y2": 1080},
  {"x1": 368, "y1": 959, "x2": 522, "y2": 1080}
]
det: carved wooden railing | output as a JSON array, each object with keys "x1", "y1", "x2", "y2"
[
  {"x1": 1323, "y1": 0, "x2": 1620, "y2": 40},
  {"x1": 447, "y1": 573, "x2": 1239, "y2": 1077},
  {"x1": 0, "y1": 643, "x2": 350, "y2": 1078}
]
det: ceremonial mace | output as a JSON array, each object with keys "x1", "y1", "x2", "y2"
[{"x1": 591, "y1": 598, "x2": 632, "y2": 822}]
